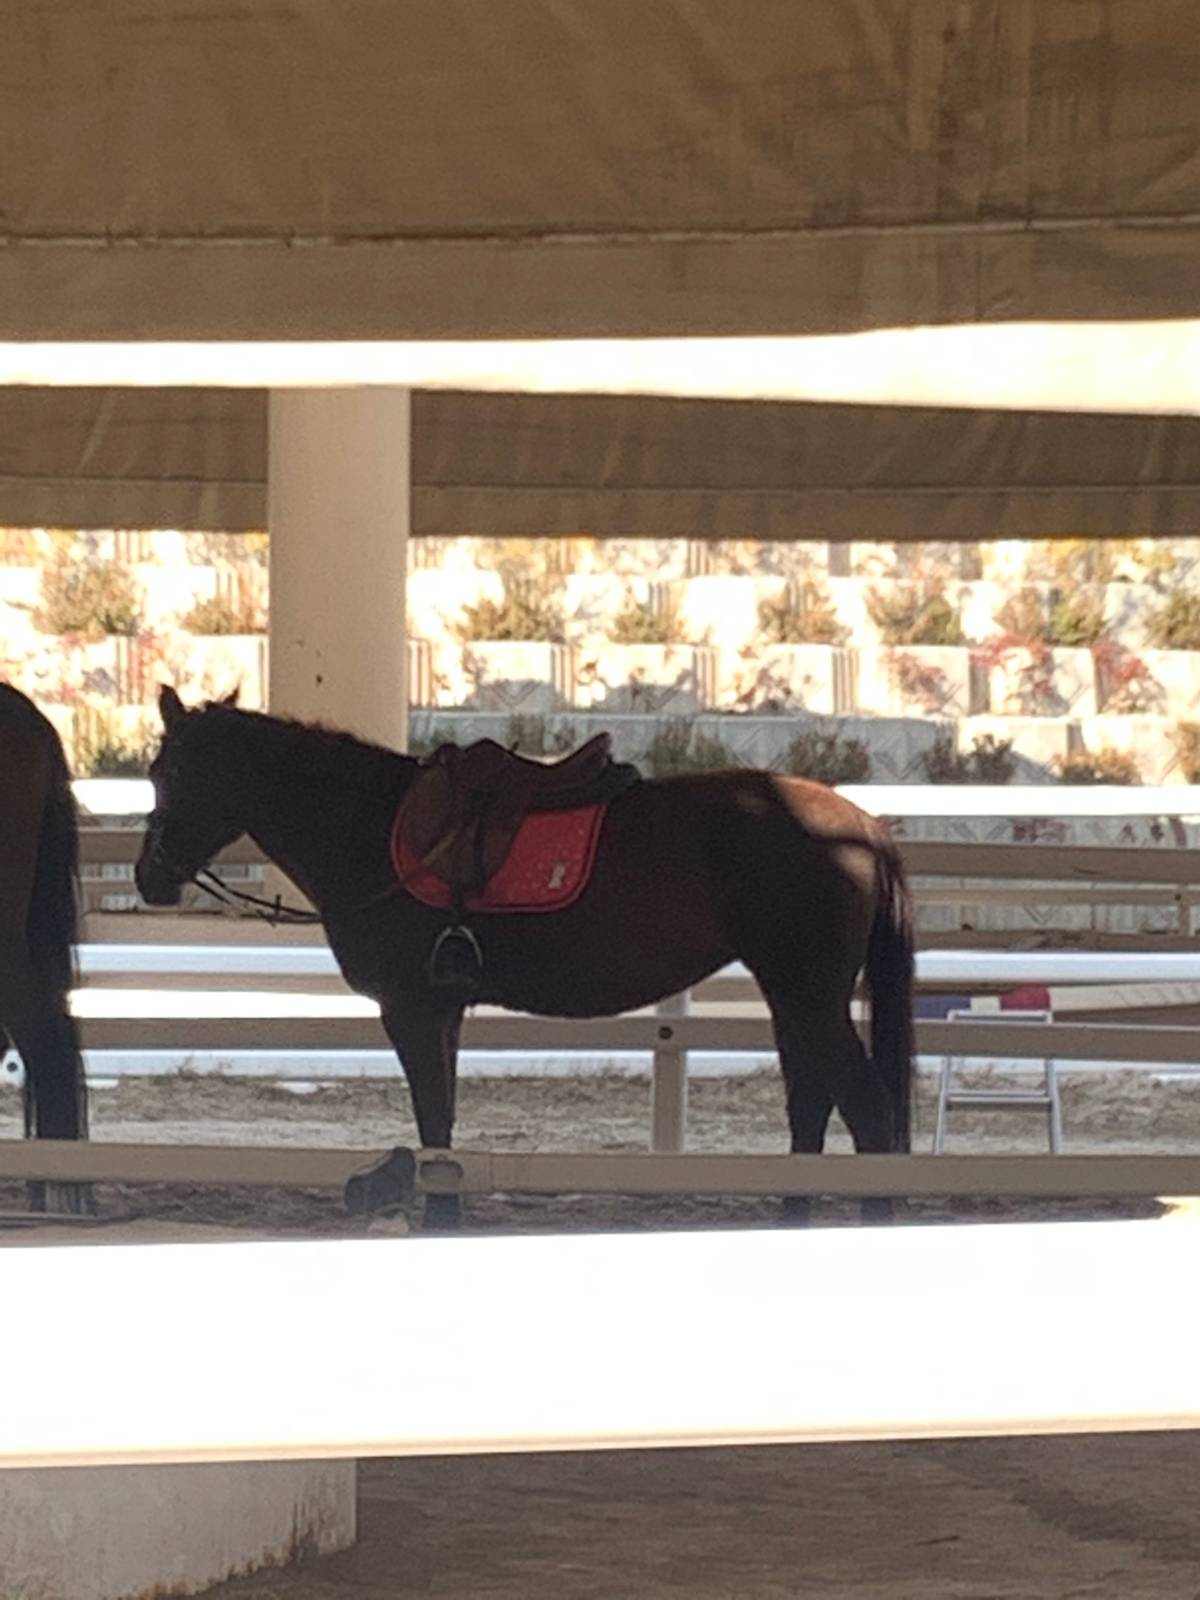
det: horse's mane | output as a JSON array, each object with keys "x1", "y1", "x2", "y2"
[{"x1": 195, "y1": 702, "x2": 415, "y2": 791}]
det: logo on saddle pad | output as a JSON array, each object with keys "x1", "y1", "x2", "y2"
[{"x1": 391, "y1": 802, "x2": 608, "y2": 914}]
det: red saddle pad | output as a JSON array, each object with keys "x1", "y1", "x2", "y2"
[{"x1": 391, "y1": 802, "x2": 608, "y2": 913}]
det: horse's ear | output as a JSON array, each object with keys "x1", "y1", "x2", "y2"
[
  {"x1": 159, "y1": 685, "x2": 186, "y2": 730},
  {"x1": 221, "y1": 686, "x2": 240, "y2": 708}
]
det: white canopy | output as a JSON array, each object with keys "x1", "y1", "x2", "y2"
[
  {"x1": 3, "y1": 387, "x2": 1199, "y2": 537},
  {"x1": 4, "y1": 0, "x2": 1200, "y2": 341}
]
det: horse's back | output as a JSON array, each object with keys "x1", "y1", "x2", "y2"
[{"x1": 626, "y1": 765, "x2": 881, "y2": 846}]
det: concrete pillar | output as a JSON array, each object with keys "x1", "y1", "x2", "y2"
[
  {"x1": 268, "y1": 388, "x2": 410, "y2": 751},
  {"x1": 0, "y1": 1460, "x2": 356, "y2": 1600}
]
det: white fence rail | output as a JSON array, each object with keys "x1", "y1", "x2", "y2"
[
  {"x1": 6, "y1": 1140, "x2": 1200, "y2": 1201},
  {"x1": 58, "y1": 828, "x2": 1200, "y2": 1149},
  {"x1": 6, "y1": 784, "x2": 1191, "y2": 1477},
  {"x1": 77, "y1": 830, "x2": 1200, "y2": 884},
  {"x1": 40, "y1": 796, "x2": 1200, "y2": 1154},
  {"x1": 69, "y1": 1008, "x2": 1200, "y2": 1072},
  {"x1": 7, "y1": 1219, "x2": 1199, "y2": 1468},
  {"x1": 76, "y1": 944, "x2": 1200, "y2": 987},
  {"x1": 75, "y1": 780, "x2": 1200, "y2": 820},
  {"x1": 76, "y1": 826, "x2": 1200, "y2": 938}
]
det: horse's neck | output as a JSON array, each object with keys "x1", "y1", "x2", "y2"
[{"x1": 241, "y1": 720, "x2": 410, "y2": 910}]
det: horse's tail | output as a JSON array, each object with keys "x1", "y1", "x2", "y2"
[
  {"x1": 864, "y1": 830, "x2": 915, "y2": 1152},
  {"x1": 24, "y1": 725, "x2": 88, "y2": 1140}
]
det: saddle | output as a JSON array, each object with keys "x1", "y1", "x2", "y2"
[{"x1": 397, "y1": 733, "x2": 639, "y2": 903}]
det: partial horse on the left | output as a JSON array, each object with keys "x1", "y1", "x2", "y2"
[{"x1": 0, "y1": 683, "x2": 92, "y2": 1213}]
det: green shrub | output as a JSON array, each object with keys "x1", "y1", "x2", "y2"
[
  {"x1": 1048, "y1": 588, "x2": 1106, "y2": 647},
  {"x1": 780, "y1": 726, "x2": 871, "y2": 785},
  {"x1": 505, "y1": 713, "x2": 578, "y2": 757},
  {"x1": 76, "y1": 720, "x2": 157, "y2": 777},
  {"x1": 473, "y1": 537, "x2": 551, "y2": 581},
  {"x1": 1174, "y1": 723, "x2": 1200, "y2": 783},
  {"x1": 866, "y1": 585, "x2": 964, "y2": 646},
  {"x1": 1037, "y1": 536, "x2": 1175, "y2": 589},
  {"x1": 994, "y1": 587, "x2": 1049, "y2": 644},
  {"x1": 0, "y1": 528, "x2": 39, "y2": 563},
  {"x1": 1146, "y1": 592, "x2": 1200, "y2": 651},
  {"x1": 184, "y1": 531, "x2": 269, "y2": 568},
  {"x1": 757, "y1": 584, "x2": 845, "y2": 646},
  {"x1": 1054, "y1": 748, "x2": 1141, "y2": 785},
  {"x1": 607, "y1": 593, "x2": 685, "y2": 645},
  {"x1": 921, "y1": 731, "x2": 1016, "y2": 785},
  {"x1": 406, "y1": 721, "x2": 459, "y2": 757},
  {"x1": 36, "y1": 551, "x2": 142, "y2": 638},
  {"x1": 180, "y1": 593, "x2": 266, "y2": 634},
  {"x1": 1038, "y1": 538, "x2": 1118, "y2": 587},
  {"x1": 1094, "y1": 639, "x2": 1162, "y2": 714},
  {"x1": 641, "y1": 719, "x2": 738, "y2": 777},
  {"x1": 457, "y1": 585, "x2": 564, "y2": 643}
]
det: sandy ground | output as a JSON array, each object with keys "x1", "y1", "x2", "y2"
[
  {"x1": 4, "y1": 1066, "x2": 1198, "y2": 1233},
  {"x1": 5, "y1": 1071, "x2": 1200, "y2": 1597},
  {"x1": 199, "y1": 1436, "x2": 1200, "y2": 1600}
]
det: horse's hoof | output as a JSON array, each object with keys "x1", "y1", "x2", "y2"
[
  {"x1": 344, "y1": 1147, "x2": 416, "y2": 1217},
  {"x1": 422, "y1": 1194, "x2": 463, "y2": 1232}
]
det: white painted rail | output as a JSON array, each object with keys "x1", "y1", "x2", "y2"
[
  {"x1": 75, "y1": 826, "x2": 1200, "y2": 939},
  {"x1": 65, "y1": 1010, "x2": 1200, "y2": 1067},
  {"x1": 52, "y1": 803, "x2": 1200, "y2": 1148},
  {"x1": 72, "y1": 943, "x2": 1200, "y2": 987},
  {"x1": 74, "y1": 780, "x2": 1200, "y2": 821},
  {"x1": 2, "y1": 1220, "x2": 1198, "y2": 1468},
  {"x1": 75, "y1": 829, "x2": 1200, "y2": 884}
]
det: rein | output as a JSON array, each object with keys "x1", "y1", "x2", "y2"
[
  {"x1": 143, "y1": 824, "x2": 400, "y2": 929},
  {"x1": 191, "y1": 863, "x2": 411, "y2": 928},
  {"x1": 142, "y1": 744, "x2": 436, "y2": 929},
  {"x1": 189, "y1": 867, "x2": 324, "y2": 927}
]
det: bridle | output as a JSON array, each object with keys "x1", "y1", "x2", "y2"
[
  {"x1": 141, "y1": 810, "x2": 325, "y2": 927},
  {"x1": 141, "y1": 722, "x2": 423, "y2": 929},
  {"x1": 140, "y1": 808, "x2": 407, "y2": 928}
]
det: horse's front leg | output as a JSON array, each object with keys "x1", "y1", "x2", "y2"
[{"x1": 381, "y1": 998, "x2": 464, "y2": 1231}]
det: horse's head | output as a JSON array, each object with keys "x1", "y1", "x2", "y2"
[{"x1": 135, "y1": 685, "x2": 253, "y2": 906}]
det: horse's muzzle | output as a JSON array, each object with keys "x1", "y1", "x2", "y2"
[
  {"x1": 134, "y1": 836, "x2": 184, "y2": 906},
  {"x1": 135, "y1": 858, "x2": 183, "y2": 906}
]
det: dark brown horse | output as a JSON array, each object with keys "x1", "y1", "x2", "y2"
[
  {"x1": 136, "y1": 687, "x2": 914, "y2": 1227},
  {"x1": 0, "y1": 684, "x2": 91, "y2": 1212}
]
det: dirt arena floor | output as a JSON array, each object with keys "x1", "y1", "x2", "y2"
[
  {"x1": 4, "y1": 1069, "x2": 1199, "y2": 1597},
  {"x1": 202, "y1": 1435, "x2": 1200, "y2": 1600},
  {"x1": 4, "y1": 1065, "x2": 1198, "y2": 1233}
]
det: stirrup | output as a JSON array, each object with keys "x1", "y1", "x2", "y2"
[{"x1": 428, "y1": 923, "x2": 484, "y2": 994}]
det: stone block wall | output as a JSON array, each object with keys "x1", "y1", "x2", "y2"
[{"x1": 6, "y1": 531, "x2": 1200, "y2": 782}]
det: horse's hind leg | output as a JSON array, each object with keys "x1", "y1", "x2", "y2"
[
  {"x1": 775, "y1": 1070, "x2": 834, "y2": 1225},
  {"x1": 763, "y1": 986, "x2": 897, "y2": 1225},
  {"x1": 0, "y1": 951, "x2": 93, "y2": 1215}
]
